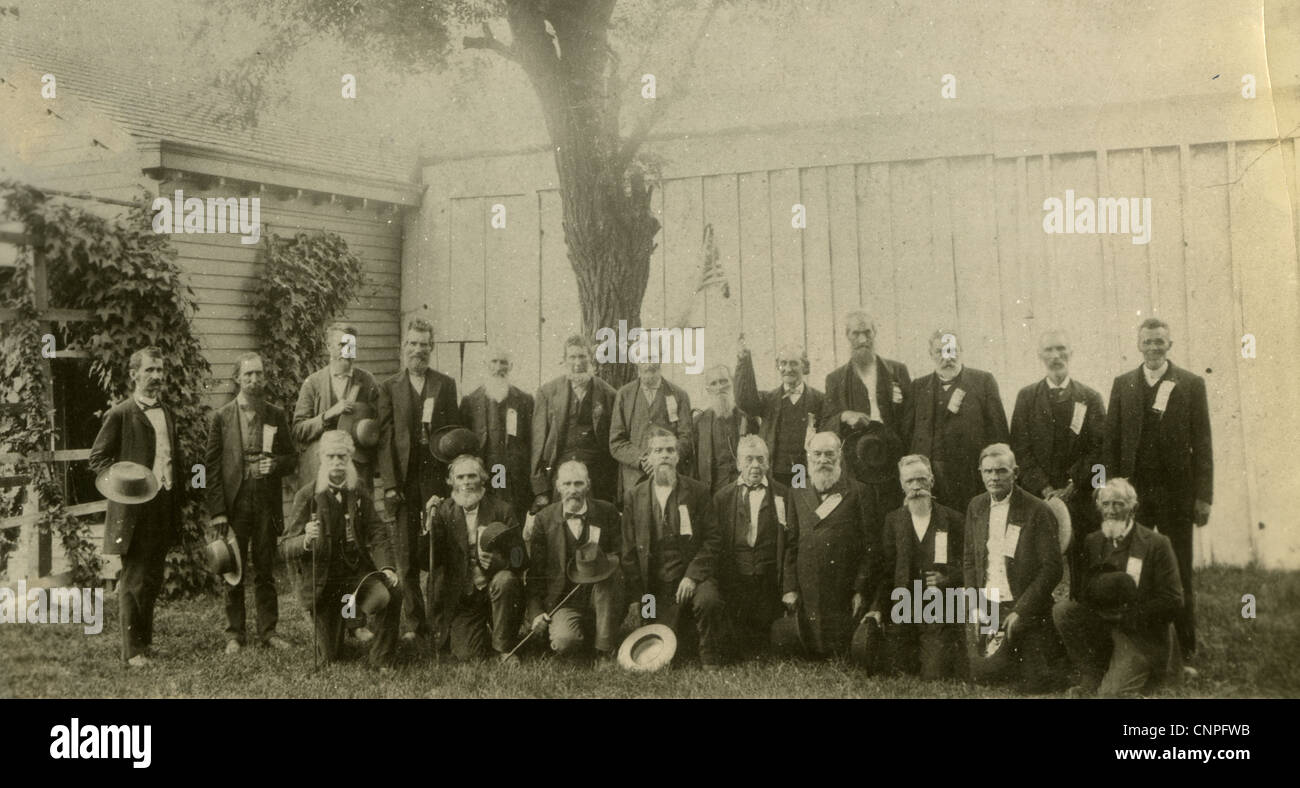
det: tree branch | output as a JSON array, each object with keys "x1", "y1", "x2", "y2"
[{"x1": 463, "y1": 21, "x2": 519, "y2": 63}]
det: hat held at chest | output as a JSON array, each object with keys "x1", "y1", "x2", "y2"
[
  {"x1": 430, "y1": 425, "x2": 482, "y2": 463},
  {"x1": 95, "y1": 461, "x2": 160, "y2": 504}
]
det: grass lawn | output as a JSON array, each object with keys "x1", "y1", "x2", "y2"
[{"x1": 1, "y1": 565, "x2": 1297, "y2": 699}]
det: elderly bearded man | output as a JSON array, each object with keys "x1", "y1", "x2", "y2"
[
  {"x1": 620, "y1": 426, "x2": 724, "y2": 668},
  {"x1": 906, "y1": 330, "x2": 1009, "y2": 514},
  {"x1": 610, "y1": 362, "x2": 695, "y2": 498},
  {"x1": 713, "y1": 436, "x2": 794, "y2": 659},
  {"x1": 292, "y1": 323, "x2": 381, "y2": 490},
  {"x1": 461, "y1": 347, "x2": 534, "y2": 519},
  {"x1": 1010, "y1": 330, "x2": 1106, "y2": 599},
  {"x1": 279, "y1": 431, "x2": 401, "y2": 669},
  {"x1": 424, "y1": 455, "x2": 526, "y2": 663},
  {"x1": 693, "y1": 364, "x2": 755, "y2": 495},
  {"x1": 963, "y1": 443, "x2": 1065, "y2": 693},
  {"x1": 531, "y1": 335, "x2": 618, "y2": 511},
  {"x1": 734, "y1": 342, "x2": 825, "y2": 489},
  {"x1": 781, "y1": 432, "x2": 881, "y2": 659},
  {"x1": 1053, "y1": 478, "x2": 1183, "y2": 697},
  {"x1": 527, "y1": 460, "x2": 622, "y2": 662}
]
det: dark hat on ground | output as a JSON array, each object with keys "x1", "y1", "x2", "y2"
[
  {"x1": 566, "y1": 542, "x2": 617, "y2": 584},
  {"x1": 95, "y1": 461, "x2": 159, "y2": 505},
  {"x1": 770, "y1": 612, "x2": 809, "y2": 657},
  {"x1": 338, "y1": 401, "x2": 380, "y2": 448},
  {"x1": 969, "y1": 626, "x2": 1013, "y2": 681},
  {"x1": 431, "y1": 425, "x2": 482, "y2": 463},
  {"x1": 618, "y1": 624, "x2": 677, "y2": 672},
  {"x1": 849, "y1": 615, "x2": 885, "y2": 673},
  {"x1": 352, "y1": 570, "x2": 392, "y2": 617},
  {"x1": 1045, "y1": 496, "x2": 1072, "y2": 554},
  {"x1": 849, "y1": 421, "x2": 903, "y2": 478},
  {"x1": 203, "y1": 531, "x2": 243, "y2": 586}
]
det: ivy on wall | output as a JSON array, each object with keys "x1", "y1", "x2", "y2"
[
  {"x1": 252, "y1": 230, "x2": 365, "y2": 411},
  {"x1": 0, "y1": 181, "x2": 216, "y2": 595}
]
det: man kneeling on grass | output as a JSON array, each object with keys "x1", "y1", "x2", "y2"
[
  {"x1": 1053, "y1": 477, "x2": 1183, "y2": 697},
  {"x1": 280, "y1": 430, "x2": 401, "y2": 671}
]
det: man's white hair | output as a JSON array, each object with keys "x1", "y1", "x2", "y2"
[
  {"x1": 316, "y1": 430, "x2": 359, "y2": 493},
  {"x1": 447, "y1": 454, "x2": 489, "y2": 482},
  {"x1": 978, "y1": 442, "x2": 1016, "y2": 467},
  {"x1": 1095, "y1": 477, "x2": 1139, "y2": 511}
]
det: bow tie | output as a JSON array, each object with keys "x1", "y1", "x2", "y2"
[
  {"x1": 743, "y1": 483, "x2": 765, "y2": 492},
  {"x1": 138, "y1": 400, "x2": 161, "y2": 410},
  {"x1": 565, "y1": 511, "x2": 584, "y2": 519},
  {"x1": 463, "y1": 504, "x2": 479, "y2": 513}
]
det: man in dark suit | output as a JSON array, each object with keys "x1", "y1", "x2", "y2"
[
  {"x1": 460, "y1": 347, "x2": 534, "y2": 519},
  {"x1": 782, "y1": 432, "x2": 880, "y2": 659},
  {"x1": 424, "y1": 455, "x2": 525, "y2": 663},
  {"x1": 204, "y1": 352, "x2": 296, "y2": 654},
  {"x1": 1053, "y1": 478, "x2": 1183, "y2": 697},
  {"x1": 291, "y1": 322, "x2": 381, "y2": 491},
  {"x1": 530, "y1": 335, "x2": 618, "y2": 512},
  {"x1": 906, "y1": 329, "x2": 1009, "y2": 514},
  {"x1": 1010, "y1": 330, "x2": 1106, "y2": 599},
  {"x1": 713, "y1": 435, "x2": 792, "y2": 659},
  {"x1": 527, "y1": 460, "x2": 622, "y2": 661},
  {"x1": 871, "y1": 454, "x2": 966, "y2": 679},
  {"x1": 1103, "y1": 317, "x2": 1212, "y2": 662},
  {"x1": 610, "y1": 362, "x2": 694, "y2": 498},
  {"x1": 279, "y1": 430, "x2": 401, "y2": 670},
  {"x1": 734, "y1": 343, "x2": 825, "y2": 488},
  {"x1": 692, "y1": 364, "x2": 755, "y2": 495},
  {"x1": 377, "y1": 317, "x2": 460, "y2": 642},
  {"x1": 821, "y1": 311, "x2": 912, "y2": 514},
  {"x1": 88, "y1": 347, "x2": 185, "y2": 667},
  {"x1": 620, "y1": 426, "x2": 724, "y2": 668},
  {"x1": 963, "y1": 443, "x2": 1065, "y2": 692}
]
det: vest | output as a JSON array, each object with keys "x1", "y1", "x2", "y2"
[
  {"x1": 562, "y1": 386, "x2": 599, "y2": 459},
  {"x1": 1135, "y1": 375, "x2": 1165, "y2": 477},
  {"x1": 651, "y1": 488, "x2": 685, "y2": 584},
  {"x1": 1047, "y1": 387, "x2": 1074, "y2": 487},
  {"x1": 731, "y1": 487, "x2": 776, "y2": 576},
  {"x1": 773, "y1": 394, "x2": 808, "y2": 474},
  {"x1": 710, "y1": 411, "x2": 740, "y2": 492}
]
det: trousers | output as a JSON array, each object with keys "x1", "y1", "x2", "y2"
[
  {"x1": 310, "y1": 571, "x2": 400, "y2": 667},
  {"x1": 649, "y1": 576, "x2": 723, "y2": 665},
  {"x1": 1053, "y1": 599, "x2": 1175, "y2": 697},
  {"x1": 548, "y1": 573, "x2": 622, "y2": 655},
  {"x1": 224, "y1": 480, "x2": 280, "y2": 644},
  {"x1": 118, "y1": 488, "x2": 173, "y2": 661},
  {"x1": 447, "y1": 570, "x2": 525, "y2": 659}
]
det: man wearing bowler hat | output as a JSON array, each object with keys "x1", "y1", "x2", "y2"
[
  {"x1": 1053, "y1": 478, "x2": 1183, "y2": 697},
  {"x1": 204, "y1": 352, "x2": 297, "y2": 654},
  {"x1": 292, "y1": 323, "x2": 381, "y2": 491},
  {"x1": 870, "y1": 454, "x2": 966, "y2": 679},
  {"x1": 377, "y1": 317, "x2": 460, "y2": 642},
  {"x1": 620, "y1": 426, "x2": 724, "y2": 669},
  {"x1": 527, "y1": 460, "x2": 622, "y2": 662},
  {"x1": 280, "y1": 430, "x2": 401, "y2": 669},
  {"x1": 89, "y1": 346, "x2": 185, "y2": 666},
  {"x1": 424, "y1": 452, "x2": 526, "y2": 663}
]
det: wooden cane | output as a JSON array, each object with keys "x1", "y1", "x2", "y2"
[
  {"x1": 309, "y1": 497, "x2": 320, "y2": 673},
  {"x1": 501, "y1": 582, "x2": 582, "y2": 663},
  {"x1": 425, "y1": 499, "x2": 436, "y2": 662}
]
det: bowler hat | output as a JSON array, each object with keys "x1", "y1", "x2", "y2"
[
  {"x1": 1087, "y1": 569, "x2": 1138, "y2": 615},
  {"x1": 1045, "y1": 496, "x2": 1072, "y2": 554},
  {"x1": 94, "y1": 461, "x2": 159, "y2": 505},
  {"x1": 338, "y1": 401, "x2": 380, "y2": 448},
  {"x1": 431, "y1": 425, "x2": 482, "y2": 463},
  {"x1": 566, "y1": 542, "x2": 617, "y2": 584},
  {"x1": 849, "y1": 422, "x2": 902, "y2": 480},
  {"x1": 969, "y1": 625, "x2": 1013, "y2": 680},
  {"x1": 849, "y1": 615, "x2": 884, "y2": 673},
  {"x1": 203, "y1": 531, "x2": 243, "y2": 586},
  {"x1": 352, "y1": 570, "x2": 392, "y2": 617},
  {"x1": 618, "y1": 624, "x2": 677, "y2": 672},
  {"x1": 769, "y1": 611, "x2": 808, "y2": 657}
]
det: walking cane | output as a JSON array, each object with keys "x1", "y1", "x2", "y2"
[
  {"x1": 309, "y1": 497, "x2": 319, "y2": 673},
  {"x1": 501, "y1": 582, "x2": 582, "y2": 663},
  {"x1": 425, "y1": 498, "x2": 436, "y2": 663}
]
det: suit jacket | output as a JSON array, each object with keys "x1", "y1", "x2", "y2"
[
  {"x1": 203, "y1": 397, "x2": 296, "y2": 534},
  {"x1": 609, "y1": 378, "x2": 695, "y2": 495},
  {"x1": 820, "y1": 355, "x2": 912, "y2": 441},
  {"x1": 619, "y1": 475, "x2": 719, "y2": 602},
  {"x1": 279, "y1": 481, "x2": 395, "y2": 606},
  {"x1": 874, "y1": 502, "x2": 965, "y2": 612},
  {"x1": 376, "y1": 367, "x2": 459, "y2": 494},
  {"x1": 962, "y1": 485, "x2": 1062, "y2": 622},
  {"x1": 692, "y1": 407, "x2": 754, "y2": 493},
  {"x1": 1103, "y1": 362, "x2": 1213, "y2": 513},
  {"x1": 424, "y1": 492, "x2": 520, "y2": 645},
  {"x1": 88, "y1": 398, "x2": 185, "y2": 556},
  {"x1": 291, "y1": 365, "x2": 380, "y2": 487},
  {"x1": 732, "y1": 351, "x2": 825, "y2": 470},
  {"x1": 782, "y1": 475, "x2": 879, "y2": 655},
  {"x1": 1078, "y1": 522, "x2": 1183, "y2": 660},
  {"x1": 530, "y1": 375, "x2": 617, "y2": 495},
  {"x1": 525, "y1": 498, "x2": 622, "y2": 620},
  {"x1": 712, "y1": 478, "x2": 792, "y2": 592},
  {"x1": 460, "y1": 384, "x2": 534, "y2": 506},
  {"x1": 1010, "y1": 378, "x2": 1106, "y2": 498},
  {"x1": 905, "y1": 366, "x2": 1009, "y2": 510}
]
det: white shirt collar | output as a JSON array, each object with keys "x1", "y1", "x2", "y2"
[
  {"x1": 135, "y1": 395, "x2": 159, "y2": 408},
  {"x1": 990, "y1": 493, "x2": 1011, "y2": 508},
  {"x1": 783, "y1": 381, "x2": 805, "y2": 401},
  {"x1": 1143, "y1": 362, "x2": 1169, "y2": 387},
  {"x1": 1045, "y1": 376, "x2": 1071, "y2": 390},
  {"x1": 564, "y1": 502, "x2": 589, "y2": 517}
]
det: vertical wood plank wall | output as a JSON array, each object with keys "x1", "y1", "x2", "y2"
[{"x1": 417, "y1": 140, "x2": 1300, "y2": 570}]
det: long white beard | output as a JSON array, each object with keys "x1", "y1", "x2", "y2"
[
  {"x1": 485, "y1": 377, "x2": 510, "y2": 404},
  {"x1": 811, "y1": 464, "x2": 841, "y2": 492},
  {"x1": 451, "y1": 486, "x2": 486, "y2": 510},
  {"x1": 315, "y1": 462, "x2": 359, "y2": 494},
  {"x1": 905, "y1": 491, "x2": 932, "y2": 515},
  {"x1": 653, "y1": 465, "x2": 677, "y2": 486},
  {"x1": 711, "y1": 392, "x2": 735, "y2": 417},
  {"x1": 1101, "y1": 517, "x2": 1131, "y2": 540}
]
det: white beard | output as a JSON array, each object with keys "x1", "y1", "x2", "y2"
[
  {"x1": 905, "y1": 491, "x2": 932, "y2": 515},
  {"x1": 315, "y1": 462, "x2": 359, "y2": 494},
  {"x1": 1101, "y1": 517, "x2": 1132, "y2": 540},
  {"x1": 484, "y1": 377, "x2": 510, "y2": 404},
  {"x1": 451, "y1": 486, "x2": 486, "y2": 510},
  {"x1": 710, "y1": 392, "x2": 735, "y2": 418},
  {"x1": 653, "y1": 465, "x2": 678, "y2": 487},
  {"x1": 811, "y1": 464, "x2": 841, "y2": 492}
]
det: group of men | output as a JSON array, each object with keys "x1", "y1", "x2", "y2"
[{"x1": 87, "y1": 310, "x2": 1212, "y2": 696}]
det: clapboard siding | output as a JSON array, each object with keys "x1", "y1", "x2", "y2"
[{"x1": 414, "y1": 117, "x2": 1300, "y2": 569}]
